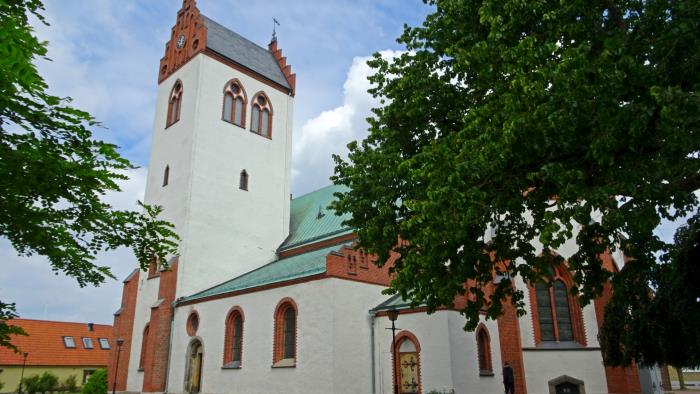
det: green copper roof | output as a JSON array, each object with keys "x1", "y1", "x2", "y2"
[
  {"x1": 181, "y1": 242, "x2": 351, "y2": 303},
  {"x1": 281, "y1": 184, "x2": 352, "y2": 250},
  {"x1": 371, "y1": 294, "x2": 427, "y2": 312}
]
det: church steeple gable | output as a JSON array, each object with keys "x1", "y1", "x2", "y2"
[
  {"x1": 268, "y1": 39, "x2": 296, "y2": 96},
  {"x1": 158, "y1": 0, "x2": 208, "y2": 83}
]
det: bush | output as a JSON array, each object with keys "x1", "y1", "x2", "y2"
[
  {"x1": 21, "y1": 371, "x2": 59, "y2": 394},
  {"x1": 80, "y1": 369, "x2": 107, "y2": 394},
  {"x1": 61, "y1": 375, "x2": 79, "y2": 392}
]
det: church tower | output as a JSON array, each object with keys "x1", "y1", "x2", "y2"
[{"x1": 109, "y1": 1, "x2": 296, "y2": 392}]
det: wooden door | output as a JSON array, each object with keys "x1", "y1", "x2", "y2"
[{"x1": 399, "y1": 352, "x2": 420, "y2": 394}]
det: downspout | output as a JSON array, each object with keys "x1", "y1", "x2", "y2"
[{"x1": 369, "y1": 310, "x2": 377, "y2": 394}]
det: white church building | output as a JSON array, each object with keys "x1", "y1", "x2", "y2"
[{"x1": 107, "y1": 1, "x2": 665, "y2": 393}]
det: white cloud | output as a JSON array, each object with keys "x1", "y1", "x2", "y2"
[{"x1": 291, "y1": 50, "x2": 401, "y2": 196}]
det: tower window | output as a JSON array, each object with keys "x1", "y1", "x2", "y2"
[
  {"x1": 239, "y1": 170, "x2": 248, "y2": 191},
  {"x1": 250, "y1": 92, "x2": 273, "y2": 138},
  {"x1": 166, "y1": 80, "x2": 183, "y2": 128},
  {"x1": 163, "y1": 165, "x2": 170, "y2": 187},
  {"x1": 222, "y1": 79, "x2": 247, "y2": 127}
]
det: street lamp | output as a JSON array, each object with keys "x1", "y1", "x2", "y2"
[
  {"x1": 112, "y1": 338, "x2": 125, "y2": 394},
  {"x1": 18, "y1": 352, "x2": 28, "y2": 394},
  {"x1": 386, "y1": 309, "x2": 399, "y2": 394}
]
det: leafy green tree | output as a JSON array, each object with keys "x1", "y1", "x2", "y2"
[
  {"x1": 0, "y1": 0, "x2": 178, "y2": 348},
  {"x1": 332, "y1": 0, "x2": 700, "y2": 366},
  {"x1": 21, "y1": 371, "x2": 59, "y2": 394},
  {"x1": 80, "y1": 369, "x2": 107, "y2": 394},
  {"x1": 61, "y1": 374, "x2": 79, "y2": 393}
]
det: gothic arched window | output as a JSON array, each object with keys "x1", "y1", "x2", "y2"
[
  {"x1": 139, "y1": 323, "x2": 150, "y2": 370},
  {"x1": 223, "y1": 307, "x2": 244, "y2": 368},
  {"x1": 476, "y1": 324, "x2": 493, "y2": 375},
  {"x1": 273, "y1": 299, "x2": 297, "y2": 366},
  {"x1": 530, "y1": 263, "x2": 586, "y2": 345},
  {"x1": 222, "y1": 79, "x2": 247, "y2": 127},
  {"x1": 250, "y1": 92, "x2": 273, "y2": 138},
  {"x1": 167, "y1": 80, "x2": 183, "y2": 127}
]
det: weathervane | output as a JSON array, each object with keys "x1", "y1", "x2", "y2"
[{"x1": 272, "y1": 17, "x2": 280, "y2": 42}]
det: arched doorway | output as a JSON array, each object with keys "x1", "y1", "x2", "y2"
[
  {"x1": 184, "y1": 339, "x2": 203, "y2": 393},
  {"x1": 395, "y1": 334, "x2": 421, "y2": 394},
  {"x1": 548, "y1": 375, "x2": 585, "y2": 394}
]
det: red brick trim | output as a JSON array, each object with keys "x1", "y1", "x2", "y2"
[
  {"x1": 108, "y1": 270, "x2": 139, "y2": 391},
  {"x1": 158, "y1": 0, "x2": 207, "y2": 83},
  {"x1": 272, "y1": 298, "x2": 298, "y2": 365},
  {"x1": 497, "y1": 297, "x2": 527, "y2": 394},
  {"x1": 222, "y1": 306, "x2": 245, "y2": 367},
  {"x1": 139, "y1": 323, "x2": 149, "y2": 370},
  {"x1": 165, "y1": 80, "x2": 183, "y2": 128},
  {"x1": 476, "y1": 323, "x2": 494, "y2": 375},
  {"x1": 268, "y1": 40, "x2": 296, "y2": 96},
  {"x1": 392, "y1": 330, "x2": 422, "y2": 394},
  {"x1": 186, "y1": 310, "x2": 199, "y2": 337},
  {"x1": 278, "y1": 233, "x2": 356, "y2": 258}
]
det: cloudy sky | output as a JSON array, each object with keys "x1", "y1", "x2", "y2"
[{"x1": 0, "y1": 0, "x2": 433, "y2": 324}]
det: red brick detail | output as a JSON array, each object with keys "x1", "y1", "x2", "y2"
[
  {"x1": 165, "y1": 81, "x2": 183, "y2": 128},
  {"x1": 250, "y1": 91, "x2": 274, "y2": 138},
  {"x1": 476, "y1": 323, "x2": 493, "y2": 374},
  {"x1": 268, "y1": 40, "x2": 296, "y2": 96},
  {"x1": 593, "y1": 251, "x2": 641, "y2": 394},
  {"x1": 221, "y1": 79, "x2": 247, "y2": 128},
  {"x1": 527, "y1": 261, "x2": 587, "y2": 346},
  {"x1": 107, "y1": 269, "x2": 139, "y2": 391},
  {"x1": 497, "y1": 297, "x2": 527, "y2": 394},
  {"x1": 142, "y1": 260, "x2": 179, "y2": 393},
  {"x1": 222, "y1": 306, "x2": 245, "y2": 366},
  {"x1": 158, "y1": 0, "x2": 208, "y2": 83},
  {"x1": 278, "y1": 233, "x2": 357, "y2": 258},
  {"x1": 325, "y1": 244, "x2": 396, "y2": 286},
  {"x1": 272, "y1": 298, "x2": 298, "y2": 364},
  {"x1": 659, "y1": 365, "x2": 672, "y2": 391},
  {"x1": 391, "y1": 330, "x2": 422, "y2": 394}
]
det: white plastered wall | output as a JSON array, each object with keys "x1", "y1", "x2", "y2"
[
  {"x1": 165, "y1": 278, "x2": 387, "y2": 394},
  {"x1": 522, "y1": 350, "x2": 608, "y2": 394}
]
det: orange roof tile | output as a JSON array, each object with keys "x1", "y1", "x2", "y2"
[{"x1": 0, "y1": 319, "x2": 112, "y2": 367}]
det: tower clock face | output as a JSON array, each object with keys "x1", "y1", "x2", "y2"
[{"x1": 176, "y1": 35, "x2": 186, "y2": 49}]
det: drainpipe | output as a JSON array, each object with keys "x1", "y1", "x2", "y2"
[{"x1": 369, "y1": 311, "x2": 377, "y2": 394}]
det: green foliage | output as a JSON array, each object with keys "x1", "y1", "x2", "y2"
[
  {"x1": 61, "y1": 375, "x2": 78, "y2": 393},
  {"x1": 0, "y1": 379, "x2": 4, "y2": 391},
  {"x1": 332, "y1": 0, "x2": 700, "y2": 366},
  {"x1": 0, "y1": 301, "x2": 27, "y2": 352},
  {"x1": 21, "y1": 371, "x2": 59, "y2": 394},
  {"x1": 0, "y1": 1, "x2": 178, "y2": 349},
  {"x1": 600, "y1": 212, "x2": 700, "y2": 367},
  {"x1": 80, "y1": 369, "x2": 107, "y2": 394}
]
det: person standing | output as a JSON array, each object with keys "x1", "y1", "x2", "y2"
[{"x1": 503, "y1": 361, "x2": 515, "y2": 394}]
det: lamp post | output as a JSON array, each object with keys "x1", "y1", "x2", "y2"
[
  {"x1": 112, "y1": 338, "x2": 124, "y2": 394},
  {"x1": 18, "y1": 352, "x2": 28, "y2": 394},
  {"x1": 386, "y1": 309, "x2": 399, "y2": 394}
]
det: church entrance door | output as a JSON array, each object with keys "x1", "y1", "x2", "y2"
[{"x1": 185, "y1": 340, "x2": 203, "y2": 393}]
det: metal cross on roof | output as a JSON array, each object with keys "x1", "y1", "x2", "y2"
[{"x1": 272, "y1": 17, "x2": 280, "y2": 42}]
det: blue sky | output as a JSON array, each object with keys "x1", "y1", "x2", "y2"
[{"x1": 0, "y1": 0, "x2": 433, "y2": 324}]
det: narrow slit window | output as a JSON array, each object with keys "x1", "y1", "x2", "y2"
[
  {"x1": 163, "y1": 165, "x2": 170, "y2": 187},
  {"x1": 239, "y1": 170, "x2": 248, "y2": 191}
]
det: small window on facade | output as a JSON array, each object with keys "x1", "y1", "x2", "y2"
[
  {"x1": 63, "y1": 336, "x2": 76, "y2": 348},
  {"x1": 476, "y1": 325, "x2": 493, "y2": 375},
  {"x1": 250, "y1": 92, "x2": 273, "y2": 138},
  {"x1": 139, "y1": 324, "x2": 149, "y2": 370},
  {"x1": 223, "y1": 308, "x2": 244, "y2": 368},
  {"x1": 273, "y1": 299, "x2": 297, "y2": 366},
  {"x1": 166, "y1": 81, "x2": 183, "y2": 127},
  {"x1": 99, "y1": 338, "x2": 110, "y2": 349},
  {"x1": 163, "y1": 165, "x2": 170, "y2": 187},
  {"x1": 82, "y1": 337, "x2": 94, "y2": 349},
  {"x1": 186, "y1": 312, "x2": 199, "y2": 336},
  {"x1": 239, "y1": 170, "x2": 248, "y2": 191},
  {"x1": 222, "y1": 80, "x2": 247, "y2": 127}
]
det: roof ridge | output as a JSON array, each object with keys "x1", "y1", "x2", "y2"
[
  {"x1": 292, "y1": 183, "x2": 345, "y2": 202},
  {"x1": 9, "y1": 318, "x2": 112, "y2": 326}
]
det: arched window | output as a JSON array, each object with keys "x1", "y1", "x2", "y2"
[
  {"x1": 163, "y1": 165, "x2": 170, "y2": 187},
  {"x1": 394, "y1": 332, "x2": 421, "y2": 394},
  {"x1": 167, "y1": 80, "x2": 183, "y2": 127},
  {"x1": 476, "y1": 324, "x2": 493, "y2": 375},
  {"x1": 530, "y1": 263, "x2": 586, "y2": 345},
  {"x1": 186, "y1": 311, "x2": 199, "y2": 336},
  {"x1": 250, "y1": 92, "x2": 273, "y2": 138},
  {"x1": 222, "y1": 79, "x2": 247, "y2": 127},
  {"x1": 273, "y1": 299, "x2": 297, "y2": 366},
  {"x1": 139, "y1": 323, "x2": 149, "y2": 370},
  {"x1": 223, "y1": 308, "x2": 244, "y2": 368},
  {"x1": 185, "y1": 339, "x2": 203, "y2": 394},
  {"x1": 239, "y1": 170, "x2": 248, "y2": 191}
]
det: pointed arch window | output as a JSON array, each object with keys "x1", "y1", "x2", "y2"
[
  {"x1": 223, "y1": 307, "x2": 244, "y2": 368},
  {"x1": 166, "y1": 80, "x2": 183, "y2": 127},
  {"x1": 530, "y1": 263, "x2": 586, "y2": 345},
  {"x1": 222, "y1": 79, "x2": 247, "y2": 127},
  {"x1": 139, "y1": 323, "x2": 150, "y2": 370},
  {"x1": 476, "y1": 324, "x2": 493, "y2": 376},
  {"x1": 163, "y1": 165, "x2": 170, "y2": 187},
  {"x1": 239, "y1": 170, "x2": 248, "y2": 191},
  {"x1": 250, "y1": 92, "x2": 273, "y2": 138},
  {"x1": 273, "y1": 299, "x2": 297, "y2": 367}
]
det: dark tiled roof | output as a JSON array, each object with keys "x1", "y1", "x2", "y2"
[
  {"x1": 202, "y1": 16, "x2": 290, "y2": 90},
  {"x1": 0, "y1": 319, "x2": 112, "y2": 366}
]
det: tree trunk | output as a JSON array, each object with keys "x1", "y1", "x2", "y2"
[{"x1": 675, "y1": 366, "x2": 686, "y2": 390}]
